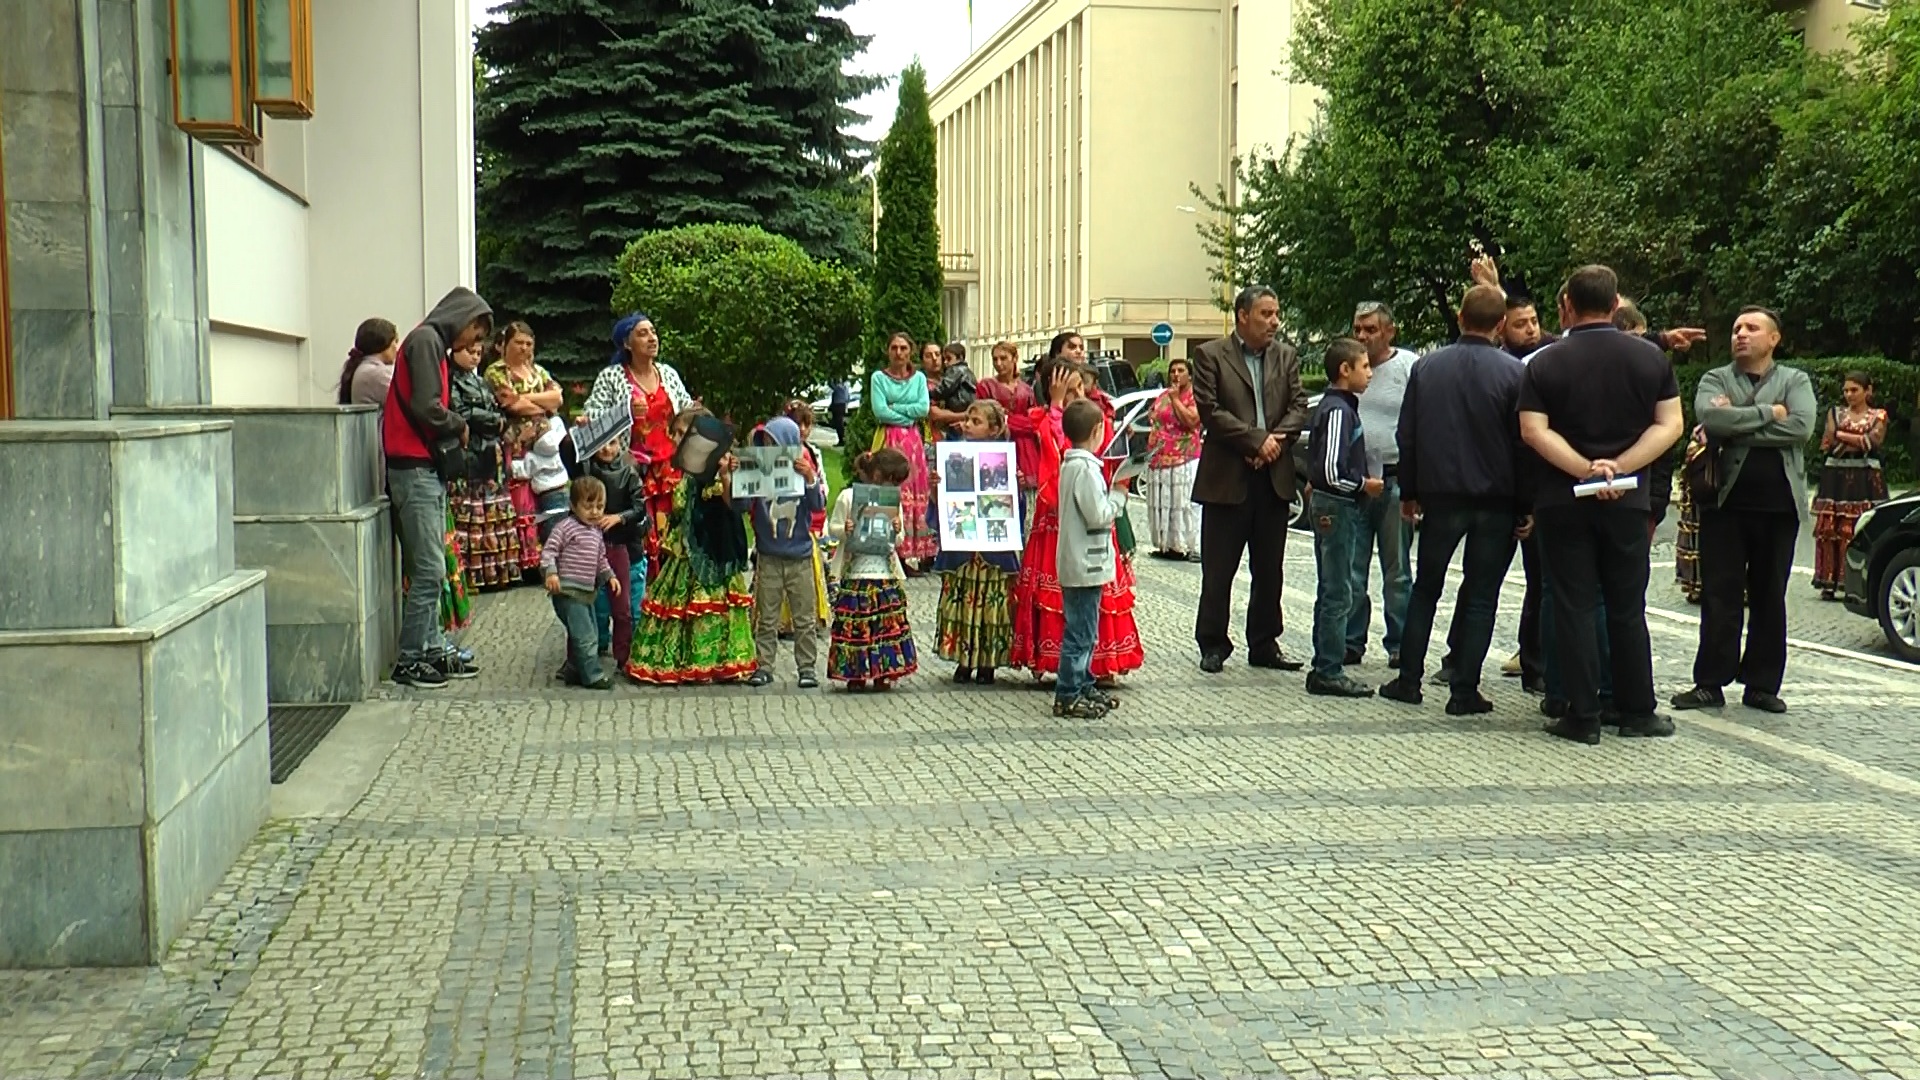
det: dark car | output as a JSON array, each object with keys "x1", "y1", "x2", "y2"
[{"x1": 1842, "y1": 489, "x2": 1920, "y2": 662}]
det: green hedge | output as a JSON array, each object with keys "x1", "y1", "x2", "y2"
[{"x1": 1675, "y1": 356, "x2": 1919, "y2": 485}]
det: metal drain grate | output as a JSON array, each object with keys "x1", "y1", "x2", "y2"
[{"x1": 267, "y1": 704, "x2": 350, "y2": 784}]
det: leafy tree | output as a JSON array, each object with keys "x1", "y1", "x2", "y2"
[
  {"x1": 846, "y1": 62, "x2": 943, "y2": 463},
  {"x1": 475, "y1": 0, "x2": 881, "y2": 370},
  {"x1": 610, "y1": 224, "x2": 866, "y2": 428}
]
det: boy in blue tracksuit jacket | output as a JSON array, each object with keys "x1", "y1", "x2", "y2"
[{"x1": 1306, "y1": 338, "x2": 1382, "y2": 697}]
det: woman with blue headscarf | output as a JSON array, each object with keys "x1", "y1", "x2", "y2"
[{"x1": 583, "y1": 313, "x2": 695, "y2": 575}]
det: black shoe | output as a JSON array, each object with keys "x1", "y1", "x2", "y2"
[
  {"x1": 1544, "y1": 716, "x2": 1602, "y2": 745},
  {"x1": 974, "y1": 668, "x2": 996, "y2": 685},
  {"x1": 1199, "y1": 651, "x2": 1228, "y2": 675},
  {"x1": 556, "y1": 664, "x2": 575, "y2": 683},
  {"x1": 1742, "y1": 690, "x2": 1787, "y2": 714},
  {"x1": 1520, "y1": 674, "x2": 1546, "y2": 696},
  {"x1": 1428, "y1": 665, "x2": 1454, "y2": 688},
  {"x1": 1053, "y1": 695, "x2": 1108, "y2": 719},
  {"x1": 1541, "y1": 696, "x2": 1569, "y2": 720},
  {"x1": 1616, "y1": 712, "x2": 1677, "y2": 738},
  {"x1": 1185, "y1": 551, "x2": 1203, "y2": 564},
  {"x1": 1086, "y1": 687, "x2": 1121, "y2": 711},
  {"x1": 1378, "y1": 677, "x2": 1423, "y2": 706},
  {"x1": 953, "y1": 667, "x2": 974, "y2": 685},
  {"x1": 455, "y1": 646, "x2": 476, "y2": 665},
  {"x1": 1305, "y1": 672, "x2": 1374, "y2": 698},
  {"x1": 1343, "y1": 647, "x2": 1363, "y2": 667},
  {"x1": 1446, "y1": 692, "x2": 1494, "y2": 716},
  {"x1": 1386, "y1": 651, "x2": 1400, "y2": 669},
  {"x1": 798, "y1": 673, "x2": 820, "y2": 689},
  {"x1": 434, "y1": 654, "x2": 479, "y2": 680},
  {"x1": 1670, "y1": 686, "x2": 1725, "y2": 711},
  {"x1": 747, "y1": 669, "x2": 774, "y2": 688},
  {"x1": 392, "y1": 660, "x2": 448, "y2": 689},
  {"x1": 1249, "y1": 649, "x2": 1304, "y2": 672},
  {"x1": 582, "y1": 677, "x2": 612, "y2": 691}
]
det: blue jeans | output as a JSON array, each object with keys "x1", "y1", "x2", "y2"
[
  {"x1": 1311, "y1": 491, "x2": 1363, "y2": 679},
  {"x1": 1347, "y1": 476, "x2": 1410, "y2": 657},
  {"x1": 552, "y1": 593, "x2": 605, "y2": 685},
  {"x1": 1055, "y1": 586, "x2": 1102, "y2": 703},
  {"x1": 1541, "y1": 565, "x2": 1611, "y2": 704},
  {"x1": 389, "y1": 465, "x2": 450, "y2": 663},
  {"x1": 1395, "y1": 505, "x2": 1518, "y2": 693}
]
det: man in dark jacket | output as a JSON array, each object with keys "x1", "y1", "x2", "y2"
[
  {"x1": 1381, "y1": 286, "x2": 1531, "y2": 714},
  {"x1": 384, "y1": 286, "x2": 493, "y2": 689}
]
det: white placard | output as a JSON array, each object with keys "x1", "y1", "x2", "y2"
[
  {"x1": 572, "y1": 396, "x2": 633, "y2": 463},
  {"x1": 1573, "y1": 475, "x2": 1640, "y2": 498},
  {"x1": 933, "y1": 441, "x2": 1023, "y2": 552}
]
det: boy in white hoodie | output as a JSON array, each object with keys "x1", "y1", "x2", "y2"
[
  {"x1": 1054, "y1": 398, "x2": 1129, "y2": 719},
  {"x1": 513, "y1": 414, "x2": 571, "y2": 544}
]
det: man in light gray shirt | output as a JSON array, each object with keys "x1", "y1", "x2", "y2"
[{"x1": 1347, "y1": 301, "x2": 1418, "y2": 666}]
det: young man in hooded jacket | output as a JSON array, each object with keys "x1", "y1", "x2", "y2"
[{"x1": 384, "y1": 286, "x2": 494, "y2": 689}]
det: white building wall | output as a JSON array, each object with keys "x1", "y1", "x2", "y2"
[{"x1": 201, "y1": 147, "x2": 312, "y2": 406}]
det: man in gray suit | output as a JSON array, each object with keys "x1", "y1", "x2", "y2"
[{"x1": 1190, "y1": 286, "x2": 1312, "y2": 673}]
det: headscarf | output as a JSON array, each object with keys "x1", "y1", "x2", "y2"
[{"x1": 609, "y1": 312, "x2": 651, "y2": 367}]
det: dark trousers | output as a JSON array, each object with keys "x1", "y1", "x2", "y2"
[
  {"x1": 1397, "y1": 506, "x2": 1518, "y2": 694},
  {"x1": 598, "y1": 543, "x2": 635, "y2": 662},
  {"x1": 830, "y1": 402, "x2": 848, "y2": 445},
  {"x1": 1196, "y1": 478, "x2": 1288, "y2": 659},
  {"x1": 1694, "y1": 508, "x2": 1798, "y2": 695},
  {"x1": 1516, "y1": 536, "x2": 1543, "y2": 678},
  {"x1": 1534, "y1": 502, "x2": 1657, "y2": 720}
]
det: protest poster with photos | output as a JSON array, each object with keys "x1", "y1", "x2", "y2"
[
  {"x1": 933, "y1": 441, "x2": 1022, "y2": 552},
  {"x1": 729, "y1": 446, "x2": 805, "y2": 500}
]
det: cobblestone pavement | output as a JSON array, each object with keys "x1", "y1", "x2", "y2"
[{"x1": 6, "y1": 503, "x2": 1920, "y2": 1080}]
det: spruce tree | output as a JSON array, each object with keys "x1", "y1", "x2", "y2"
[
  {"x1": 847, "y1": 62, "x2": 944, "y2": 462},
  {"x1": 475, "y1": 0, "x2": 881, "y2": 371}
]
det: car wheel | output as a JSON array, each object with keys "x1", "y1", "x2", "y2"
[
  {"x1": 1290, "y1": 498, "x2": 1310, "y2": 532},
  {"x1": 1877, "y1": 546, "x2": 1920, "y2": 663}
]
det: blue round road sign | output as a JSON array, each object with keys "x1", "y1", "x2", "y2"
[{"x1": 1151, "y1": 322, "x2": 1175, "y2": 346}]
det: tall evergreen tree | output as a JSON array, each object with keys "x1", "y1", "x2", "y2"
[
  {"x1": 848, "y1": 62, "x2": 943, "y2": 462},
  {"x1": 475, "y1": 0, "x2": 881, "y2": 370}
]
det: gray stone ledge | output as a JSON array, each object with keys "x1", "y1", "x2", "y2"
[
  {"x1": 0, "y1": 418, "x2": 233, "y2": 441},
  {"x1": 233, "y1": 502, "x2": 388, "y2": 526},
  {"x1": 117, "y1": 404, "x2": 378, "y2": 416},
  {"x1": 0, "y1": 570, "x2": 264, "y2": 645}
]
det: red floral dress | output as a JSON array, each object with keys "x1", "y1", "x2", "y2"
[
  {"x1": 1009, "y1": 403, "x2": 1144, "y2": 678},
  {"x1": 623, "y1": 370, "x2": 683, "y2": 577}
]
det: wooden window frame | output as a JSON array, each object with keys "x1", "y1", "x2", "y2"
[
  {"x1": 251, "y1": 0, "x2": 314, "y2": 120},
  {"x1": 169, "y1": 0, "x2": 261, "y2": 146}
]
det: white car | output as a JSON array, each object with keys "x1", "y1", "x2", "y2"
[
  {"x1": 805, "y1": 384, "x2": 859, "y2": 424},
  {"x1": 1110, "y1": 387, "x2": 1317, "y2": 530}
]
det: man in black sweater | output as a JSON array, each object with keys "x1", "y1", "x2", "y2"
[{"x1": 1382, "y1": 286, "x2": 1531, "y2": 714}]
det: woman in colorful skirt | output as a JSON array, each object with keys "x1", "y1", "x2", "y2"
[
  {"x1": 1145, "y1": 357, "x2": 1202, "y2": 561},
  {"x1": 828, "y1": 448, "x2": 920, "y2": 690},
  {"x1": 1813, "y1": 371, "x2": 1890, "y2": 600},
  {"x1": 448, "y1": 337, "x2": 521, "y2": 589},
  {"x1": 626, "y1": 409, "x2": 756, "y2": 685},
  {"x1": 934, "y1": 401, "x2": 1021, "y2": 684},
  {"x1": 1010, "y1": 357, "x2": 1146, "y2": 688},
  {"x1": 870, "y1": 332, "x2": 940, "y2": 566},
  {"x1": 583, "y1": 313, "x2": 695, "y2": 578},
  {"x1": 484, "y1": 322, "x2": 562, "y2": 576},
  {"x1": 1675, "y1": 428, "x2": 1706, "y2": 603}
]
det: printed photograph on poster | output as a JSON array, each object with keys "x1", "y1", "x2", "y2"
[
  {"x1": 935, "y1": 441, "x2": 1022, "y2": 552},
  {"x1": 730, "y1": 446, "x2": 802, "y2": 500}
]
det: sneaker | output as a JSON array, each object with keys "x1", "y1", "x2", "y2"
[
  {"x1": 1305, "y1": 672, "x2": 1374, "y2": 698},
  {"x1": 1378, "y1": 677, "x2": 1423, "y2": 706},
  {"x1": 392, "y1": 660, "x2": 448, "y2": 689},
  {"x1": 435, "y1": 654, "x2": 479, "y2": 680},
  {"x1": 797, "y1": 673, "x2": 820, "y2": 689},
  {"x1": 1446, "y1": 692, "x2": 1495, "y2": 716},
  {"x1": 1615, "y1": 712, "x2": 1677, "y2": 738},
  {"x1": 1086, "y1": 687, "x2": 1121, "y2": 710},
  {"x1": 455, "y1": 646, "x2": 476, "y2": 665},
  {"x1": 1501, "y1": 653, "x2": 1523, "y2": 677},
  {"x1": 1742, "y1": 689, "x2": 1788, "y2": 714},
  {"x1": 1053, "y1": 696, "x2": 1108, "y2": 719},
  {"x1": 556, "y1": 664, "x2": 576, "y2": 684},
  {"x1": 1670, "y1": 686, "x2": 1725, "y2": 711},
  {"x1": 582, "y1": 677, "x2": 613, "y2": 691},
  {"x1": 747, "y1": 669, "x2": 774, "y2": 688}
]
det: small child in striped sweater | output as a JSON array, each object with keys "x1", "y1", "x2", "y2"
[{"x1": 542, "y1": 476, "x2": 621, "y2": 690}]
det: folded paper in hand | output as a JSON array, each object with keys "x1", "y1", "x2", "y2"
[{"x1": 1573, "y1": 475, "x2": 1640, "y2": 498}]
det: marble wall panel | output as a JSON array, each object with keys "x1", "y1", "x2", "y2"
[
  {"x1": 147, "y1": 722, "x2": 269, "y2": 960},
  {"x1": 0, "y1": 826, "x2": 148, "y2": 968},
  {"x1": 113, "y1": 430, "x2": 225, "y2": 623},
  {"x1": 145, "y1": 579, "x2": 267, "y2": 821},
  {"x1": 235, "y1": 517, "x2": 364, "y2": 625},
  {"x1": 0, "y1": 438, "x2": 115, "y2": 627},
  {"x1": 0, "y1": 641, "x2": 144, "y2": 830}
]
